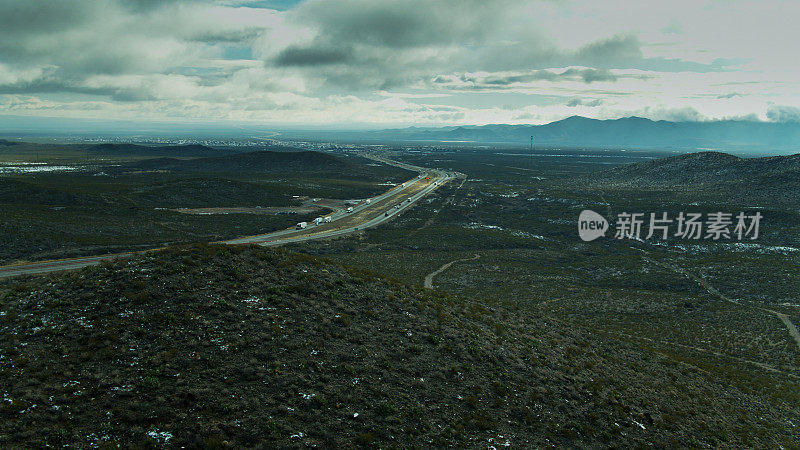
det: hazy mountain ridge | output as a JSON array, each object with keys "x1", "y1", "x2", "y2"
[{"x1": 378, "y1": 116, "x2": 800, "y2": 151}]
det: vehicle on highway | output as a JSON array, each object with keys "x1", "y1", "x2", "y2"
[
  {"x1": 347, "y1": 207, "x2": 354, "y2": 213},
  {"x1": 324, "y1": 216, "x2": 332, "y2": 223},
  {"x1": 313, "y1": 217, "x2": 324, "y2": 225},
  {"x1": 365, "y1": 199, "x2": 371, "y2": 204},
  {"x1": 385, "y1": 211, "x2": 390, "y2": 217},
  {"x1": 296, "y1": 222, "x2": 307, "y2": 230}
]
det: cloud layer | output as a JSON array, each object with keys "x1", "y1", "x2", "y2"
[{"x1": 1, "y1": 0, "x2": 799, "y2": 125}]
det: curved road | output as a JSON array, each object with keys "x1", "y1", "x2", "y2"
[{"x1": 0, "y1": 154, "x2": 455, "y2": 279}]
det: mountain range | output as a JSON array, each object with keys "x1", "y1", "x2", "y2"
[{"x1": 365, "y1": 116, "x2": 800, "y2": 152}]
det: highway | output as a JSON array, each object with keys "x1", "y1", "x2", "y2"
[{"x1": 0, "y1": 153, "x2": 453, "y2": 278}]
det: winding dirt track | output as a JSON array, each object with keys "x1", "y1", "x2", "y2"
[
  {"x1": 423, "y1": 254, "x2": 480, "y2": 289},
  {"x1": 644, "y1": 256, "x2": 800, "y2": 353}
]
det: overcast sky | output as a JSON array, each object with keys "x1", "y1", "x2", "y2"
[{"x1": 2, "y1": 0, "x2": 800, "y2": 127}]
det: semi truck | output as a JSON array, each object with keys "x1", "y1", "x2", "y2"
[
  {"x1": 324, "y1": 216, "x2": 332, "y2": 223},
  {"x1": 296, "y1": 222, "x2": 307, "y2": 229},
  {"x1": 313, "y1": 217, "x2": 324, "y2": 225}
]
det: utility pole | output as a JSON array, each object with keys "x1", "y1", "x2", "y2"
[{"x1": 530, "y1": 135, "x2": 533, "y2": 169}]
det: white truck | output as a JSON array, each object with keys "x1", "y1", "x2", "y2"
[
  {"x1": 324, "y1": 216, "x2": 332, "y2": 223},
  {"x1": 365, "y1": 199, "x2": 371, "y2": 204},
  {"x1": 347, "y1": 207, "x2": 354, "y2": 213},
  {"x1": 313, "y1": 217, "x2": 324, "y2": 225},
  {"x1": 296, "y1": 222, "x2": 307, "y2": 229}
]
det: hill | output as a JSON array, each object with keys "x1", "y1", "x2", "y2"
[
  {"x1": 84, "y1": 143, "x2": 232, "y2": 158},
  {"x1": 590, "y1": 151, "x2": 800, "y2": 205},
  {"x1": 123, "y1": 150, "x2": 416, "y2": 183},
  {"x1": 368, "y1": 116, "x2": 800, "y2": 152},
  {"x1": 1, "y1": 244, "x2": 796, "y2": 447},
  {"x1": 128, "y1": 149, "x2": 351, "y2": 173},
  {"x1": 0, "y1": 141, "x2": 237, "y2": 160}
]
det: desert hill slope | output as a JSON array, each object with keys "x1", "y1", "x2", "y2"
[
  {"x1": 0, "y1": 244, "x2": 796, "y2": 447},
  {"x1": 590, "y1": 151, "x2": 800, "y2": 206}
]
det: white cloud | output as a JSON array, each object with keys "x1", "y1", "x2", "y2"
[{"x1": 0, "y1": 0, "x2": 799, "y2": 126}]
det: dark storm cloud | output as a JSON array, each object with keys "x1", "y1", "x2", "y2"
[
  {"x1": 0, "y1": 1, "x2": 146, "y2": 69},
  {"x1": 574, "y1": 35, "x2": 643, "y2": 67},
  {"x1": 0, "y1": 67, "x2": 181, "y2": 102},
  {"x1": 270, "y1": 2, "x2": 729, "y2": 92},
  {"x1": 293, "y1": 0, "x2": 500, "y2": 49},
  {"x1": 276, "y1": 45, "x2": 353, "y2": 66},
  {"x1": 0, "y1": 1, "x2": 96, "y2": 34},
  {"x1": 118, "y1": 0, "x2": 208, "y2": 12},
  {"x1": 272, "y1": 0, "x2": 501, "y2": 69},
  {"x1": 571, "y1": 34, "x2": 734, "y2": 73},
  {"x1": 270, "y1": 0, "x2": 518, "y2": 89},
  {"x1": 574, "y1": 69, "x2": 618, "y2": 83},
  {"x1": 0, "y1": 78, "x2": 117, "y2": 97},
  {"x1": 0, "y1": 0, "x2": 263, "y2": 103}
]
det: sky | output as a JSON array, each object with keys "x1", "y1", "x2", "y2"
[{"x1": 2, "y1": 0, "x2": 800, "y2": 127}]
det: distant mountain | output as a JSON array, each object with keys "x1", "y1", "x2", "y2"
[
  {"x1": 374, "y1": 116, "x2": 800, "y2": 152},
  {"x1": 592, "y1": 151, "x2": 800, "y2": 206}
]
